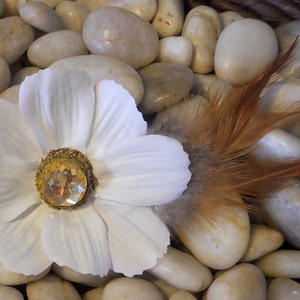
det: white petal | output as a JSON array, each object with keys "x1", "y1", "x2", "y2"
[
  {"x1": 95, "y1": 200, "x2": 170, "y2": 277},
  {"x1": 41, "y1": 204, "x2": 111, "y2": 276},
  {"x1": 0, "y1": 99, "x2": 42, "y2": 160},
  {"x1": 0, "y1": 158, "x2": 40, "y2": 223},
  {"x1": 94, "y1": 135, "x2": 191, "y2": 206},
  {"x1": 0, "y1": 204, "x2": 51, "y2": 275},
  {"x1": 19, "y1": 68, "x2": 95, "y2": 153},
  {"x1": 87, "y1": 80, "x2": 147, "y2": 157}
]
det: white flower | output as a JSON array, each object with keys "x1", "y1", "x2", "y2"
[{"x1": 0, "y1": 68, "x2": 191, "y2": 277}]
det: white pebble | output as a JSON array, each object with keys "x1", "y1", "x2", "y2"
[
  {"x1": 148, "y1": 246, "x2": 212, "y2": 292},
  {"x1": 214, "y1": 18, "x2": 278, "y2": 85},
  {"x1": 0, "y1": 57, "x2": 10, "y2": 93},
  {"x1": 268, "y1": 277, "x2": 300, "y2": 300},
  {"x1": 255, "y1": 250, "x2": 300, "y2": 278},
  {"x1": 152, "y1": 0, "x2": 184, "y2": 37},
  {"x1": 0, "y1": 285, "x2": 24, "y2": 300},
  {"x1": 157, "y1": 36, "x2": 193, "y2": 66}
]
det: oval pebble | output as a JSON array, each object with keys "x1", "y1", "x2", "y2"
[
  {"x1": 138, "y1": 62, "x2": 194, "y2": 114},
  {"x1": 50, "y1": 54, "x2": 144, "y2": 104},
  {"x1": 82, "y1": 6, "x2": 159, "y2": 69},
  {"x1": 214, "y1": 18, "x2": 278, "y2": 85},
  {"x1": 0, "y1": 85, "x2": 20, "y2": 103},
  {"x1": 0, "y1": 16, "x2": 35, "y2": 65},
  {"x1": 27, "y1": 29, "x2": 88, "y2": 68},
  {"x1": 157, "y1": 36, "x2": 193, "y2": 66},
  {"x1": 148, "y1": 246, "x2": 212, "y2": 292},
  {"x1": 0, "y1": 57, "x2": 10, "y2": 93},
  {"x1": 268, "y1": 277, "x2": 300, "y2": 300},
  {"x1": 0, "y1": 285, "x2": 24, "y2": 300},
  {"x1": 19, "y1": 1, "x2": 64, "y2": 32},
  {"x1": 102, "y1": 277, "x2": 165, "y2": 300},
  {"x1": 203, "y1": 263, "x2": 266, "y2": 300},
  {"x1": 10, "y1": 66, "x2": 40, "y2": 86},
  {"x1": 26, "y1": 273, "x2": 81, "y2": 300},
  {"x1": 152, "y1": 0, "x2": 184, "y2": 37},
  {"x1": 240, "y1": 224, "x2": 284, "y2": 262},
  {"x1": 255, "y1": 250, "x2": 300, "y2": 278}
]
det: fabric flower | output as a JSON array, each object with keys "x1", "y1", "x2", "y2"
[{"x1": 0, "y1": 68, "x2": 191, "y2": 277}]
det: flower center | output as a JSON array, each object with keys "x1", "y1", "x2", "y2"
[{"x1": 35, "y1": 148, "x2": 96, "y2": 210}]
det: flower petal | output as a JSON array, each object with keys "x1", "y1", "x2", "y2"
[
  {"x1": 87, "y1": 80, "x2": 147, "y2": 157},
  {"x1": 19, "y1": 68, "x2": 95, "y2": 153},
  {"x1": 0, "y1": 204, "x2": 51, "y2": 275},
  {"x1": 0, "y1": 99, "x2": 42, "y2": 160},
  {"x1": 95, "y1": 200, "x2": 170, "y2": 277},
  {"x1": 0, "y1": 157, "x2": 40, "y2": 223},
  {"x1": 94, "y1": 135, "x2": 191, "y2": 206},
  {"x1": 41, "y1": 204, "x2": 111, "y2": 276}
]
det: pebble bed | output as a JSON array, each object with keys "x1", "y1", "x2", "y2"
[{"x1": 0, "y1": 0, "x2": 300, "y2": 299}]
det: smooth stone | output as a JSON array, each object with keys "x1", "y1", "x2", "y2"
[
  {"x1": 275, "y1": 21, "x2": 300, "y2": 79},
  {"x1": 0, "y1": 16, "x2": 35, "y2": 65},
  {"x1": 16, "y1": 0, "x2": 62, "y2": 9},
  {"x1": 268, "y1": 277, "x2": 300, "y2": 300},
  {"x1": 82, "y1": 287, "x2": 104, "y2": 300},
  {"x1": 0, "y1": 285, "x2": 24, "y2": 300},
  {"x1": 77, "y1": 0, "x2": 157, "y2": 21},
  {"x1": 182, "y1": 6, "x2": 221, "y2": 74},
  {"x1": 169, "y1": 290, "x2": 197, "y2": 300},
  {"x1": 26, "y1": 273, "x2": 81, "y2": 300},
  {"x1": 52, "y1": 264, "x2": 120, "y2": 287},
  {"x1": 82, "y1": 6, "x2": 159, "y2": 69},
  {"x1": 145, "y1": 276, "x2": 179, "y2": 298},
  {"x1": 214, "y1": 18, "x2": 278, "y2": 85},
  {"x1": 260, "y1": 180, "x2": 300, "y2": 249},
  {"x1": 177, "y1": 196, "x2": 250, "y2": 270},
  {"x1": 192, "y1": 73, "x2": 218, "y2": 97},
  {"x1": 240, "y1": 224, "x2": 284, "y2": 262},
  {"x1": 157, "y1": 36, "x2": 193, "y2": 67},
  {"x1": 255, "y1": 250, "x2": 300, "y2": 278},
  {"x1": 102, "y1": 277, "x2": 165, "y2": 300},
  {"x1": 50, "y1": 54, "x2": 144, "y2": 103},
  {"x1": 138, "y1": 62, "x2": 194, "y2": 114},
  {"x1": 0, "y1": 57, "x2": 11, "y2": 93},
  {"x1": 28, "y1": 29, "x2": 88, "y2": 68},
  {"x1": 0, "y1": 263, "x2": 50, "y2": 285},
  {"x1": 147, "y1": 246, "x2": 212, "y2": 292},
  {"x1": 55, "y1": 1, "x2": 89, "y2": 32},
  {"x1": 19, "y1": 1, "x2": 64, "y2": 32},
  {"x1": 10, "y1": 66, "x2": 40, "y2": 86},
  {"x1": 203, "y1": 263, "x2": 266, "y2": 300},
  {"x1": 151, "y1": 0, "x2": 184, "y2": 37},
  {"x1": 0, "y1": 85, "x2": 20, "y2": 103},
  {"x1": 219, "y1": 11, "x2": 243, "y2": 28}
]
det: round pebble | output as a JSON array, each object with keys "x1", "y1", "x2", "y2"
[
  {"x1": 255, "y1": 250, "x2": 300, "y2": 278},
  {"x1": 26, "y1": 273, "x2": 81, "y2": 300},
  {"x1": 82, "y1": 6, "x2": 159, "y2": 69},
  {"x1": 10, "y1": 66, "x2": 40, "y2": 86},
  {"x1": 0, "y1": 285, "x2": 24, "y2": 300},
  {"x1": 102, "y1": 277, "x2": 165, "y2": 300},
  {"x1": 0, "y1": 57, "x2": 10, "y2": 93},
  {"x1": 148, "y1": 246, "x2": 212, "y2": 292},
  {"x1": 214, "y1": 18, "x2": 278, "y2": 85},
  {"x1": 19, "y1": 1, "x2": 64, "y2": 32},
  {"x1": 0, "y1": 16, "x2": 35, "y2": 65},
  {"x1": 27, "y1": 29, "x2": 88, "y2": 68},
  {"x1": 138, "y1": 62, "x2": 194, "y2": 114},
  {"x1": 203, "y1": 263, "x2": 266, "y2": 300},
  {"x1": 50, "y1": 54, "x2": 144, "y2": 103},
  {"x1": 268, "y1": 277, "x2": 300, "y2": 300}
]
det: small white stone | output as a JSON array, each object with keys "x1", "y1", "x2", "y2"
[
  {"x1": 255, "y1": 250, "x2": 300, "y2": 278},
  {"x1": 102, "y1": 277, "x2": 165, "y2": 300},
  {"x1": 19, "y1": 1, "x2": 64, "y2": 32},
  {"x1": 152, "y1": 0, "x2": 184, "y2": 37},
  {"x1": 26, "y1": 273, "x2": 81, "y2": 300},
  {"x1": 268, "y1": 277, "x2": 300, "y2": 300},
  {"x1": 11, "y1": 66, "x2": 40, "y2": 86},
  {"x1": 148, "y1": 246, "x2": 212, "y2": 292},
  {"x1": 0, "y1": 285, "x2": 24, "y2": 300},
  {"x1": 0, "y1": 56, "x2": 10, "y2": 93},
  {"x1": 214, "y1": 18, "x2": 278, "y2": 85},
  {"x1": 240, "y1": 224, "x2": 284, "y2": 262},
  {"x1": 27, "y1": 29, "x2": 88, "y2": 68},
  {"x1": 0, "y1": 85, "x2": 20, "y2": 103},
  {"x1": 157, "y1": 36, "x2": 193, "y2": 66},
  {"x1": 203, "y1": 263, "x2": 266, "y2": 300},
  {"x1": 169, "y1": 290, "x2": 197, "y2": 300}
]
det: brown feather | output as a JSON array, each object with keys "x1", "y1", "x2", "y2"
[{"x1": 152, "y1": 39, "x2": 300, "y2": 232}]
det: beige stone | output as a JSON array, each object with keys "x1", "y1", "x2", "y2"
[
  {"x1": 169, "y1": 290, "x2": 197, "y2": 300},
  {"x1": 16, "y1": 0, "x2": 62, "y2": 9},
  {"x1": 192, "y1": 73, "x2": 218, "y2": 97},
  {"x1": 0, "y1": 85, "x2": 20, "y2": 103},
  {"x1": 11, "y1": 66, "x2": 40, "y2": 86},
  {"x1": 0, "y1": 285, "x2": 24, "y2": 300},
  {"x1": 219, "y1": 11, "x2": 243, "y2": 28},
  {"x1": 82, "y1": 287, "x2": 104, "y2": 300},
  {"x1": 0, "y1": 57, "x2": 10, "y2": 93},
  {"x1": 268, "y1": 277, "x2": 300, "y2": 300}
]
